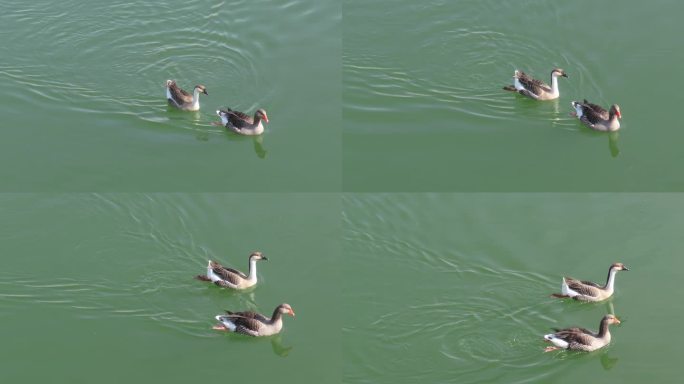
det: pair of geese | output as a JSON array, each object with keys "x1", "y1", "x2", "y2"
[
  {"x1": 504, "y1": 68, "x2": 622, "y2": 132},
  {"x1": 165, "y1": 80, "x2": 269, "y2": 136},
  {"x1": 195, "y1": 252, "x2": 295, "y2": 337},
  {"x1": 543, "y1": 262, "x2": 629, "y2": 352}
]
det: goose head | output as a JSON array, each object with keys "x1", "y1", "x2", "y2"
[
  {"x1": 603, "y1": 314, "x2": 621, "y2": 325},
  {"x1": 194, "y1": 85, "x2": 208, "y2": 95},
  {"x1": 277, "y1": 303, "x2": 295, "y2": 317},
  {"x1": 551, "y1": 68, "x2": 568, "y2": 78},
  {"x1": 249, "y1": 251, "x2": 268, "y2": 262},
  {"x1": 610, "y1": 262, "x2": 629, "y2": 271},
  {"x1": 609, "y1": 105, "x2": 622, "y2": 119},
  {"x1": 255, "y1": 108, "x2": 269, "y2": 123}
]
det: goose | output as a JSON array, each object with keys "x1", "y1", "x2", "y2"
[
  {"x1": 543, "y1": 314, "x2": 621, "y2": 352},
  {"x1": 216, "y1": 108, "x2": 269, "y2": 136},
  {"x1": 213, "y1": 303, "x2": 295, "y2": 337},
  {"x1": 195, "y1": 251, "x2": 268, "y2": 290},
  {"x1": 503, "y1": 68, "x2": 568, "y2": 100},
  {"x1": 571, "y1": 99, "x2": 622, "y2": 131},
  {"x1": 552, "y1": 262, "x2": 629, "y2": 302},
  {"x1": 165, "y1": 80, "x2": 207, "y2": 111}
]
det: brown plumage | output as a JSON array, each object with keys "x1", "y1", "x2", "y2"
[
  {"x1": 196, "y1": 252, "x2": 268, "y2": 290},
  {"x1": 503, "y1": 68, "x2": 567, "y2": 100},
  {"x1": 216, "y1": 108, "x2": 269, "y2": 136},
  {"x1": 213, "y1": 304, "x2": 295, "y2": 337},
  {"x1": 165, "y1": 80, "x2": 207, "y2": 111},
  {"x1": 552, "y1": 262, "x2": 629, "y2": 302},
  {"x1": 544, "y1": 314, "x2": 621, "y2": 352},
  {"x1": 571, "y1": 99, "x2": 622, "y2": 131}
]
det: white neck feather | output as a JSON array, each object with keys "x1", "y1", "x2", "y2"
[
  {"x1": 247, "y1": 259, "x2": 258, "y2": 282},
  {"x1": 192, "y1": 88, "x2": 201, "y2": 109},
  {"x1": 605, "y1": 268, "x2": 618, "y2": 292},
  {"x1": 550, "y1": 75, "x2": 559, "y2": 95}
]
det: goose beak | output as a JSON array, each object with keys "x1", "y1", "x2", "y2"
[
  {"x1": 562, "y1": 73, "x2": 568, "y2": 78},
  {"x1": 614, "y1": 317, "x2": 621, "y2": 324},
  {"x1": 203, "y1": 90, "x2": 208, "y2": 95},
  {"x1": 622, "y1": 265, "x2": 629, "y2": 271},
  {"x1": 289, "y1": 309, "x2": 295, "y2": 317},
  {"x1": 261, "y1": 256, "x2": 269, "y2": 261}
]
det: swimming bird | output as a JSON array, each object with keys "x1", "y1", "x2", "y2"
[
  {"x1": 552, "y1": 262, "x2": 629, "y2": 302},
  {"x1": 195, "y1": 251, "x2": 268, "y2": 290},
  {"x1": 213, "y1": 303, "x2": 295, "y2": 337},
  {"x1": 503, "y1": 68, "x2": 568, "y2": 100},
  {"x1": 571, "y1": 99, "x2": 622, "y2": 131},
  {"x1": 216, "y1": 108, "x2": 269, "y2": 136},
  {"x1": 543, "y1": 314, "x2": 621, "y2": 352},
  {"x1": 165, "y1": 80, "x2": 207, "y2": 111}
]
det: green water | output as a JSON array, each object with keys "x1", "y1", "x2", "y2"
[
  {"x1": 343, "y1": 194, "x2": 682, "y2": 383},
  {"x1": 0, "y1": 194, "x2": 340, "y2": 382},
  {"x1": 343, "y1": 0, "x2": 684, "y2": 191},
  {"x1": 0, "y1": 0, "x2": 340, "y2": 191}
]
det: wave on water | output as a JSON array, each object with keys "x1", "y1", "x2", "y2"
[{"x1": 0, "y1": 194, "x2": 268, "y2": 338}]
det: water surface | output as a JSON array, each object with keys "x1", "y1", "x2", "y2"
[
  {"x1": 0, "y1": 194, "x2": 340, "y2": 382},
  {"x1": 343, "y1": 0, "x2": 684, "y2": 191},
  {"x1": 343, "y1": 193, "x2": 682, "y2": 383},
  {"x1": 0, "y1": 0, "x2": 340, "y2": 191}
]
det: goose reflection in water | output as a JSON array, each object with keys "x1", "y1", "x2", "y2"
[{"x1": 608, "y1": 132, "x2": 619, "y2": 158}]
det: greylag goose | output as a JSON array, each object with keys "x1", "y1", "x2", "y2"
[
  {"x1": 503, "y1": 68, "x2": 567, "y2": 100},
  {"x1": 165, "y1": 80, "x2": 207, "y2": 111},
  {"x1": 552, "y1": 262, "x2": 629, "y2": 302},
  {"x1": 571, "y1": 99, "x2": 622, "y2": 131},
  {"x1": 213, "y1": 303, "x2": 295, "y2": 336},
  {"x1": 543, "y1": 314, "x2": 621, "y2": 352},
  {"x1": 216, "y1": 108, "x2": 269, "y2": 136},
  {"x1": 195, "y1": 251, "x2": 268, "y2": 290}
]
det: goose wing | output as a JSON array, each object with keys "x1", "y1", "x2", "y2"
[
  {"x1": 516, "y1": 71, "x2": 551, "y2": 95},
  {"x1": 224, "y1": 310, "x2": 266, "y2": 335},
  {"x1": 225, "y1": 310, "x2": 269, "y2": 323},
  {"x1": 552, "y1": 327, "x2": 597, "y2": 346},
  {"x1": 219, "y1": 108, "x2": 254, "y2": 129},
  {"x1": 209, "y1": 261, "x2": 245, "y2": 285},
  {"x1": 167, "y1": 81, "x2": 193, "y2": 104},
  {"x1": 578, "y1": 100, "x2": 609, "y2": 125},
  {"x1": 565, "y1": 277, "x2": 602, "y2": 298}
]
